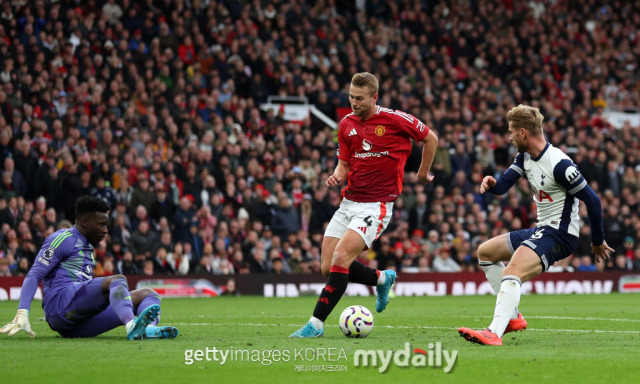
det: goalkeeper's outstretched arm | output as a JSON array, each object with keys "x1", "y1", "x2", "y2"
[{"x1": 1, "y1": 262, "x2": 49, "y2": 338}]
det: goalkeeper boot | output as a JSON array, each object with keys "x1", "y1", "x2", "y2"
[
  {"x1": 145, "y1": 325, "x2": 179, "y2": 339},
  {"x1": 458, "y1": 327, "x2": 502, "y2": 346},
  {"x1": 126, "y1": 304, "x2": 160, "y2": 340},
  {"x1": 289, "y1": 321, "x2": 324, "y2": 338},
  {"x1": 375, "y1": 270, "x2": 397, "y2": 313},
  {"x1": 504, "y1": 313, "x2": 527, "y2": 334}
]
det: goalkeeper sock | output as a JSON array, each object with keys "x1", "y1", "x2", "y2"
[
  {"x1": 109, "y1": 278, "x2": 135, "y2": 325},
  {"x1": 348, "y1": 260, "x2": 378, "y2": 286},
  {"x1": 137, "y1": 294, "x2": 161, "y2": 326},
  {"x1": 312, "y1": 266, "x2": 349, "y2": 322},
  {"x1": 488, "y1": 275, "x2": 522, "y2": 338}
]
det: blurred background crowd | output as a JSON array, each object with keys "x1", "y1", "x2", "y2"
[{"x1": 1, "y1": 0, "x2": 639, "y2": 278}]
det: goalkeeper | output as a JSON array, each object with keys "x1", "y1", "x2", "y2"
[{"x1": 1, "y1": 196, "x2": 178, "y2": 340}]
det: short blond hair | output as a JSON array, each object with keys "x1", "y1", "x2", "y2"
[
  {"x1": 507, "y1": 104, "x2": 544, "y2": 136},
  {"x1": 351, "y1": 72, "x2": 379, "y2": 96}
]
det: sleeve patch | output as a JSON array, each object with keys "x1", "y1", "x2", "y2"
[
  {"x1": 565, "y1": 166, "x2": 582, "y2": 185},
  {"x1": 43, "y1": 247, "x2": 55, "y2": 260}
]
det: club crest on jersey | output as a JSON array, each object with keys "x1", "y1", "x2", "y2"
[
  {"x1": 565, "y1": 166, "x2": 581, "y2": 185},
  {"x1": 43, "y1": 247, "x2": 55, "y2": 260},
  {"x1": 375, "y1": 125, "x2": 386, "y2": 136},
  {"x1": 362, "y1": 139, "x2": 372, "y2": 151}
]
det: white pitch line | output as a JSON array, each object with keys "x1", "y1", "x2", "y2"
[
  {"x1": 189, "y1": 314, "x2": 640, "y2": 322},
  {"x1": 173, "y1": 322, "x2": 640, "y2": 334},
  {"x1": 527, "y1": 316, "x2": 640, "y2": 322}
]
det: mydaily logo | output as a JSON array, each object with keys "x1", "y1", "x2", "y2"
[{"x1": 354, "y1": 342, "x2": 458, "y2": 373}]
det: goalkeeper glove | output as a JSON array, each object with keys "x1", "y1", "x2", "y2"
[{"x1": 0, "y1": 309, "x2": 36, "y2": 338}]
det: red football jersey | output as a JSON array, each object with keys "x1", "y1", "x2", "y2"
[{"x1": 337, "y1": 106, "x2": 429, "y2": 202}]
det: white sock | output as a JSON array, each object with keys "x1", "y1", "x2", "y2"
[
  {"x1": 309, "y1": 316, "x2": 324, "y2": 330},
  {"x1": 125, "y1": 319, "x2": 134, "y2": 333},
  {"x1": 479, "y1": 260, "x2": 504, "y2": 295},
  {"x1": 488, "y1": 275, "x2": 521, "y2": 338},
  {"x1": 480, "y1": 261, "x2": 519, "y2": 320},
  {"x1": 376, "y1": 271, "x2": 386, "y2": 285}
]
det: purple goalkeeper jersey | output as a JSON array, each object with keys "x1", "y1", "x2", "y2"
[{"x1": 18, "y1": 226, "x2": 97, "y2": 317}]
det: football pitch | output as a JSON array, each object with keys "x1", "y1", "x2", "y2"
[{"x1": 2, "y1": 293, "x2": 639, "y2": 383}]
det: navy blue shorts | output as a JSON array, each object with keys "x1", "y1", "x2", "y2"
[{"x1": 506, "y1": 226, "x2": 578, "y2": 271}]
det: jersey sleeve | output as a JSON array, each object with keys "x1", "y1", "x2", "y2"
[
  {"x1": 18, "y1": 238, "x2": 70, "y2": 310},
  {"x1": 336, "y1": 121, "x2": 351, "y2": 162},
  {"x1": 552, "y1": 159, "x2": 587, "y2": 195},
  {"x1": 391, "y1": 110, "x2": 429, "y2": 142},
  {"x1": 489, "y1": 153, "x2": 524, "y2": 195},
  {"x1": 553, "y1": 160, "x2": 605, "y2": 245}
]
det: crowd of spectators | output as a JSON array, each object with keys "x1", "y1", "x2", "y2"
[{"x1": 1, "y1": 0, "x2": 640, "y2": 279}]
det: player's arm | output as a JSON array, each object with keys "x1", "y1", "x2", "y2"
[
  {"x1": 417, "y1": 129, "x2": 438, "y2": 183},
  {"x1": 575, "y1": 185, "x2": 613, "y2": 262},
  {"x1": 1, "y1": 245, "x2": 61, "y2": 338},
  {"x1": 327, "y1": 122, "x2": 351, "y2": 187},
  {"x1": 326, "y1": 159, "x2": 350, "y2": 187},
  {"x1": 484, "y1": 153, "x2": 524, "y2": 195},
  {"x1": 391, "y1": 110, "x2": 437, "y2": 183},
  {"x1": 553, "y1": 161, "x2": 613, "y2": 262}
]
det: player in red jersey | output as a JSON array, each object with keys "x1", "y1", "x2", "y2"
[{"x1": 290, "y1": 72, "x2": 438, "y2": 337}]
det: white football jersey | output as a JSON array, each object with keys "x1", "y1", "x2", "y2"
[{"x1": 507, "y1": 143, "x2": 587, "y2": 237}]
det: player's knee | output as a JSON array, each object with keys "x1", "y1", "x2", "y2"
[
  {"x1": 146, "y1": 288, "x2": 160, "y2": 298},
  {"x1": 331, "y1": 248, "x2": 352, "y2": 267},
  {"x1": 321, "y1": 264, "x2": 330, "y2": 278},
  {"x1": 477, "y1": 243, "x2": 494, "y2": 262},
  {"x1": 105, "y1": 274, "x2": 127, "y2": 285}
]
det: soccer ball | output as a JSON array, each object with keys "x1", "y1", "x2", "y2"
[{"x1": 339, "y1": 305, "x2": 374, "y2": 338}]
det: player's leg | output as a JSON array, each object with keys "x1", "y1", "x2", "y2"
[
  {"x1": 132, "y1": 288, "x2": 161, "y2": 325},
  {"x1": 492, "y1": 225, "x2": 577, "y2": 335},
  {"x1": 313, "y1": 229, "x2": 366, "y2": 322},
  {"x1": 459, "y1": 229, "x2": 547, "y2": 345},
  {"x1": 486, "y1": 245, "x2": 542, "y2": 338},
  {"x1": 62, "y1": 306, "x2": 122, "y2": 338},
  {"x1": 290, "y1": 229, "x2": 365, "y2": 337},
  {"x1": 130, "y1": 288, "x2": 178, "y2": 339},
  {"x1": 348, "y1": 202, "x2": 396, "y2": 311},
  {"x1": 340, "y1": 201, "x2": 396, "y2": 312},
  {"x1": 320, "y1": 236, "x2": 340, "y2": 278},
  {"x1": 479, "y1": 230, "x2": 533, "y2": 326},
  {"x1": 324, "y1": 228, "x2": 386, "y2": 288},
  {"x1": 64, "y1": 289, "x2": 175, "y2": 339},
  {"x1": 320, "y1": 202, "x2": 383, "y2": 285},
  {"x1": 46, "y1": 278, "x2": 111, "y2": 337},
  {"x1": 477, "y1": 233, "x2": 512, "y2": 295},
  {"x1": 101, "y1": 275, "x2": 160, "y2": 340},
  {"x1": 458, "y1": 246, "x2": 541, "y2": 346},
  {"x1": 101, "y1": 275, "x2": 136, "y2": 326}
]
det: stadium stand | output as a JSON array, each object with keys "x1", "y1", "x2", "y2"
[{"x1": 0, "y1": 0, "x2": 639, "y2": 276}]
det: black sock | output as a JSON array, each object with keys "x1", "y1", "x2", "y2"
[
  {"x1": 312, "y1": 266, "x2": 349, "y2": 322},
  {"x1": 348, "y1": 260, "x2": 379, "y2": 286}
]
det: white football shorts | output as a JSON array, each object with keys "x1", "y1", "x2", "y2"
[{"x1": 324, "y1": 198, "x2": 394, "y2": 248}]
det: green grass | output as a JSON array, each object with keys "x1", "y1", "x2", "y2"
[{"x1": 1, "y1": 294, "x2": 639, "y2": 383}]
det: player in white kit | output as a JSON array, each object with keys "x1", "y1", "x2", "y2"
[{"x1": 458, "y1": 105, "x2": 613, "y2": 345}]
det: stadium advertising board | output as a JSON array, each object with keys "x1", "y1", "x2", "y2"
[{"x1": 0, "y1": 272, "x2": 634, "y2": 300}]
